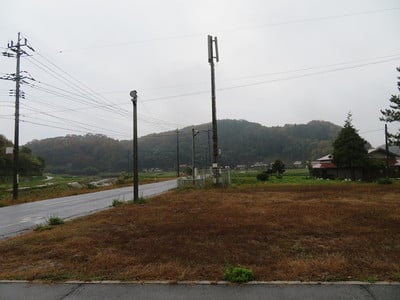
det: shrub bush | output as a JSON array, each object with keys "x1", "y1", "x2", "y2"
[
  {"x1": 256, "y1": 171, "x2": 269, "y2": 181},
  {"x1": 377, "y1": 178, "x2": 393, "y2": 184},
  {"x1": 48, "y1": 216, "x2": 64, "y2": 226},
  {"x1": 223, "y1": 265, "x2": 254, "y2": 283}
]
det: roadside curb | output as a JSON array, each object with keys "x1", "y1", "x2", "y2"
[{"x1": 1, "y1": 280, "x2": 399, "y2": 285}]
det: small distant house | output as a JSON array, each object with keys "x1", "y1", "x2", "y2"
[
  {"x1": 368, "y1": 146, "x2": 400, "y2": 176},
  {"x1": 293, "y1": 161, "x2": 303, "y2": 168},
  {"x1": 311, "y1": 146, "x2": 400, "y2": 180},
  {"x1": 235, "y1": 164, "x2": 247, "y2": 170},
  {"x1": 250, "y1": 162, "x2": 269, "y2": 169},
  {"x1": 311, "y1": 154, "x2": 342, "y2": 179}
]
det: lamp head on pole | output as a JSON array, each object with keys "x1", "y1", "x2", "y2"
[{"x1": 130, "y1": 90, "x2": 137, "y2": 103}]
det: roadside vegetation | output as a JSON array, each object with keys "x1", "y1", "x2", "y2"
[{"x1": 0, "y1": 182, "x2": 399, "y2": 282}]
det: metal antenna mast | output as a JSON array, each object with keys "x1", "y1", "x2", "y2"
[{"x1": 208, "y1": 35, "x2": 220, "y2": 185}]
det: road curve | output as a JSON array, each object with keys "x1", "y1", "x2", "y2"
[{"x1": 0, "y1": 179, "x2": 177, "y2": 239}]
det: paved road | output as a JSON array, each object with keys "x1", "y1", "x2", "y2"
[
  {"x1": 0, "y1": 179, "x2": 177, "y2": 239},
  {"x1": 0, "y1": 282, "x2": 399, "y2": 300}
]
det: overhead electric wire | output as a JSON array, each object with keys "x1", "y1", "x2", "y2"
[
  {"x1": 20, "y1": 119, "x2": 93, "y2": 135},
  {"x1": 55, "y1": 7, "x2": 400, "y2": 53},
  {"x1": 34, "y1": 80, "x2": 130, "y2": 116},
  {"x1": 24, "y1": 57, "x2": 117, "y2": 109},
  {"x1": 218, "y1": 56, "x2": 400, "y2": 92},
  {"x1": 222, "y1": 52, "x2": 400, "y2": 83},
  {"x1": 20, "y1": 102, "x2": 129, "y2": 137},
  {"x1": 24, "y1": 54, "x2": 128, "y2": 118},
  {"x1": 24, "y1": 56, "x2": 129, "y2": 118},
  {"x1": 33, "y1": 47, "x2": 129, "y2": 115},
  {"x1": 26, "y1": 82, "x2": 129, "y2": 117},
  {"x1": 139, "y1": 55, "x2": 400, "y2": 103}
]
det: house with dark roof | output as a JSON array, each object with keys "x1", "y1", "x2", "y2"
[{"x1": 311, "y1": 146, "x2": 400, "y2": 180}]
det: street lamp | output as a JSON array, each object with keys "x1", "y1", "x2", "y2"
[{"x1": 130, "y1": 90, "x2": 138, "y2": 202}]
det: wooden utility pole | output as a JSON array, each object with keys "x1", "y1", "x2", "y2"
[
  {"x1": 385, "y1": 123, "x2": 390, "y2": 178},
  {"x1": 3, "y1": 33, "x2": 33, "y2": 201}
]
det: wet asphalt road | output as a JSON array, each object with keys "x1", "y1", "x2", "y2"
[{"x1": 0, "y1": 179, "x2": 177, "y2": 239}]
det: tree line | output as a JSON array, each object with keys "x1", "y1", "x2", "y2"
[
  {"x1": 25, "y1": 119, "x2": 342, "y2": 175},
  {"x1": 0, "y1": 135, "x2": 45, "y2": 180}
]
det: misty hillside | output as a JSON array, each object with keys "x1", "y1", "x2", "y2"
[{"x1": 26, "y1": 119, "x2": 342, "y2": 174}]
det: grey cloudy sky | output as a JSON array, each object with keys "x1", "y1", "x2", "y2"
[{"x1": 1, "y1": 0, "x2": 399, "y2": 147}]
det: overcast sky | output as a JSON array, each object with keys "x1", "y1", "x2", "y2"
[{"x1": 1, "y1": 0, "x2": 399, "y2": 147}]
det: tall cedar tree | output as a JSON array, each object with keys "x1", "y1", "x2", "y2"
[
  {"x1": 380, "y1": 67, "x2": 400, "y2": 145},
  {"x1": 333, "y1": 113, "x2": 368, "y2": 179}
]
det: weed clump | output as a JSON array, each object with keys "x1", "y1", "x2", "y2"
[
  {"x1": 112, "y1": 199, "x2": 124, "y2": 207},
  {"x1": 135, "y1": 197, "x2": 147, "y2": 204},
  {"x1": 112, "y1": 198, "x2": 146, "y2": 207},
  {"x1": 48, "y1": 216, "x2": 64, "y2": 225},
  {"x1": 34, "y1": 215, "x2": 64, "y2": 231},
  {"x1": 223, "y1": 265, "x2": 254, "y2": 283}
]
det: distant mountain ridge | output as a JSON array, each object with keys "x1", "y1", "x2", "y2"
[{"x1": 26, "y1": 119, "x2": 342, "y2": 174}]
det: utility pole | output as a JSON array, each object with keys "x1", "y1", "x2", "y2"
[
  {"x1": 385, "y1": 123, "x2": 390, "y2": 178},
  {"x1": 130, "y1": 90, "x2": 139, "y2": 202},
  {"x1": 2, "y1": 33, "x2": 34, "y2": 201},
  {"x1": 176, "y1": 129, "x2": 180, "y2": 177},
  {"x1": 207, "y1": 126, "x2": 211, "y2": 166},
  {"x1": 208, "y1": 35, "x2": 220, "y2": 185},
  {"x1": 192, "y1": 127, "x2": 199, "y2": 185}
]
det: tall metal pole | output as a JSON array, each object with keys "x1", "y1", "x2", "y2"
[
  {"x1": 12, "y1": 33, "x2": 22, "y2": 201},
  {"x1": 192, "y1": 127, "x2": 196, "y2": 185},
  {"x1": 176, "y1": 129, "x2": 180, "y2": 177},
  {"x1": 208, "y1": 35, "x2": 220, "y2": 185},
  {"x1": 191, "y1": 127, "x2": 199, "y2": 185},
  {"x1": 207, "y1": 126, "x2": 211, "y2": 166},
  {"x1": 130, "y1": 90, "x2": 139, "y2": 202},
  {"x1": 385, "y1": 123, "x2": 390, "y2": 178}
]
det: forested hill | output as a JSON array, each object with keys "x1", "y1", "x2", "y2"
[{"x1": 26, "y1": 119, "x2": 342, "y2": 174}]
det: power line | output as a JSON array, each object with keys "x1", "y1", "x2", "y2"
[
  {"x1": 23, "y1": 50, "x2": 129, "y2": 117},
  {"x1": 25, "y1": 58, "x2": 129, "y2": 117},
  {"x1": 26, "y1": 81, "x2": 129, "y2": 117},
  {"x1": 221, "y1": 52, "x2": 400, "y2": 83},
  {"x1": 33, "y1": 48, "x2": 129, "y2": 114},
  {"x1": 137, "y1": 56, "x2": 400, "y2": 103},
  {"x1": 55, "y1": 7, "x2": 400, "y2": 53},
  {"x1": 20, "y1": 119, "x2": 94, "y2": 135},
  {"x1": 218, "y1": 56, "x2": 400, "y2": 92},
  {"x1": 20, "y1": 102, "x2": 129, "y2": 137}
]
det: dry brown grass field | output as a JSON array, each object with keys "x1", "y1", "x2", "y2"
[{"x1": 0, "y1": 184, "x2": 399, "y2": 282}]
